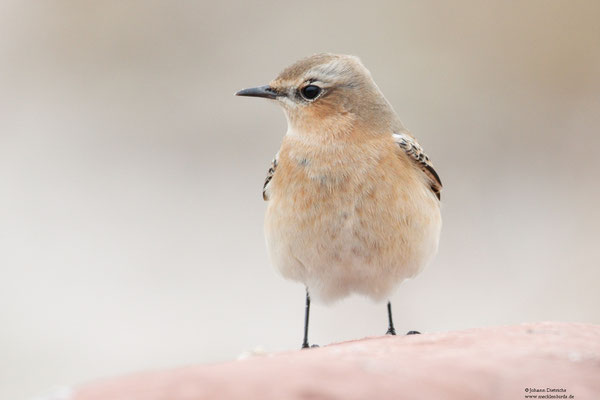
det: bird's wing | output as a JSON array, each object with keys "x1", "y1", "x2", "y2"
[
  {"x1": 393, "y1": 133, "x2": 442, "y2": 200},
  {"x1": 262, "y1": 153, "x2": 278, "y2": 201}
]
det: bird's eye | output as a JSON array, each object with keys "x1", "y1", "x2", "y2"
[{"x1": 300, "y1": 85, "x2": 322, "y2": 100}]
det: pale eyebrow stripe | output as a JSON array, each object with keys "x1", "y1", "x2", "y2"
[{"x1": 306, "y1": 59, "x2": 349, "y2": 81}]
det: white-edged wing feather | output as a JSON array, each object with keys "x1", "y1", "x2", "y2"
[
  {"x1": 262, "y1": 153, "x2": 278, "y2": 201},
  {"x1": 393, "y1": 133, "x2": 442, "y2": 200}
]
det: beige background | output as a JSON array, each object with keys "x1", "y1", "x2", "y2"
[{"x1": 1, "y1": 1, "x2": 599, "y2": 399}]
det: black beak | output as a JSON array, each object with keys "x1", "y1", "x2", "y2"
[{"x1": 235, "y1": 85, "x2": 279, "y2": 99}]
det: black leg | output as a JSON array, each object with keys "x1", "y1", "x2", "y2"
[
  {"x1": 386, "y1": 301, "x2": 396, "y2": 335},
  {"x1": 386, "y1": 301, "x2": 421, "y2": 335},
  {"x1": 301, "y1": 288, "x2": 312, "y2": 349}
]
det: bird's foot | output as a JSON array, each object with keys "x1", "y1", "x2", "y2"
[
  {"x1": 386, "y1": 327, "x2": 397, "y2": 335},
  {"x1": 301, "y1": 343, "x2": 319, "y2": 349},
  {"x1": 406, "y1": 330, "x2": 421, "y2": 335}
]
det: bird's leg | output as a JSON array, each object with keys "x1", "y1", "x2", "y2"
[
  {"x1": 386, "y1": 301, "x2": 397, "y2": 335},
  {"x1": 301, "y1": 289, "x2": 310, "y2": 348},
  {"x1": 301, "y1": 288, "x2": 318, "y2": 349},
  {"x1": 386, "y1": 301, "x2": 421, "y2": 335}
]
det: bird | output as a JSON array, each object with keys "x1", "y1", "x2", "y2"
[{"x1": 236, "y1": 53, "x2": 442, "y2": 348}]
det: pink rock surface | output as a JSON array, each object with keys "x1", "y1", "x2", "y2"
[{"x1": 73, "y1": 322, "x2": 600, "y2": 400}]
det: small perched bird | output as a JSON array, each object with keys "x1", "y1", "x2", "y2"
[{"x1": 236, "y1": 54, "x2": 442, "y2": 348}]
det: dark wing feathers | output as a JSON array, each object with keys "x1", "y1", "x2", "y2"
[
  {"x1": 262, "y1": 154, "x2": 278, "y2": 201},
  {"x1": 393, "y1": 133, "x2": 442, "y2": 200}
]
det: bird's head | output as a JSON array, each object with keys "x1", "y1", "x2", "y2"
[{"x1": 236, "y1": 53, "x2": 402, "y2": 140}]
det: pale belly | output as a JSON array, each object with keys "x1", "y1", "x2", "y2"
[{"x1": 264, "y1": 162, "x2": 441, "y2": 303}]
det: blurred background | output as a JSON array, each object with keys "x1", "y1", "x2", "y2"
[{"x1": 1, "y1": 1, "x2": 599, "y2": 399}]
